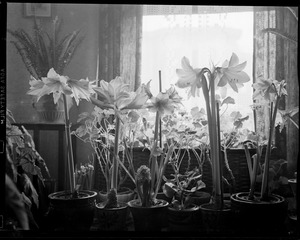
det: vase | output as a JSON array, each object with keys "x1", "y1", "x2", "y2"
[
  {"x1": 167, "y1": 204, "x2": 201, "y2": 231},
  {"x1": 230, "y1": 192, "x2": 288, "y2": 236},
  {"x1": 199, "y1": 201, "x2": 234, "y2": 235},
  {"x1": 46, "y1": 190, "x2": 97, "y2": 231},
  {"x1": 33, "y1": 94, "x2": 73, "y2": 124},
  {"x1": 95, "y1": 202, "x2": 128, "y2": 231},
  {"x1": 127, "y1": 199, "x2": 169, "y2": 231}
]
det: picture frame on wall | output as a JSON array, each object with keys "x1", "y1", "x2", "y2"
[{"x1": 24, "y1": 3, "x2": 51, "y2": 17}]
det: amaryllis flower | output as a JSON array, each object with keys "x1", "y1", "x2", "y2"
[
  {"x1": 27, "y1": 68, "x2": 95, "y2": 105},
  {"x1": 91, "y1": 76, "x2": 149, "y2": 111},
  {"x1": 217, "y1": 53, "x2": 250, "y2": 92},
  {"x1": 68, "y1": 78, "x2": 96, "y2": 105},
  {"x1": 147, "y1": 86, "x2": 182, "y2": 116},
  {"x1": 252, "y1": 78, "x2": 286, "y2": 101},
  {"x1": 175, "y1": 56, "x2": 202, "y2": 97}
]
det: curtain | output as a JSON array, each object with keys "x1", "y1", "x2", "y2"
[
  {"x1": 253, "y1": 7, "x2": 298, "y2": 175},
  {"x1": 97, "y1": 4, "x2": 142, "y2": 90}
]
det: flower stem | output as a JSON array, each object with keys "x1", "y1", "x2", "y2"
[
  {"x1": 112, "y1": 114, "x2": 120, "y2": 193},
  {"x1": 62, "y1": 94, "x2": 75, "y2": 193},
  {"x1": 261, "y1": 97, "x2": 279, "y2": 200}
]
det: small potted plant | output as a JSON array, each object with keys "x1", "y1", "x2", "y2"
[
  {"x1": 175, "y1": 53, "x2": 250, "y2": 233},
  {"x1": 126, "y1": 84, "x2": 182, "y2": 231},
  {"x1": 7, "y1": 16, "x2": 84, "y2": 123},
  {"x1": 26, "y1": 68, "x2": 98, "y2": 231},
  {"x1": 163, "y1": 160, "x2": 206, "y2": 231}
]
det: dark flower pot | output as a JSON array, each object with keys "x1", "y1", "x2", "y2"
[
  {"x1": 98, "y1": 187, "x2": 136, "y2": 203},
  {"x1": 128, "y1": 199, "x2": 169, "y2": 231},
  {"x1": 95, "y1": 202, "x2": 128, "y2": 231},
  {"x1": 230, "y1": 192, "x2": 288, "y2": 236},
  {"x1": 199, "y1": 201, "x2": 233, "y2": 234},
  {"x1": 47, "y1": 190, "x2": 97, "y2": 231},
  {"x1": 167, "y1": 204, "x2": 201, "y2": 231}
]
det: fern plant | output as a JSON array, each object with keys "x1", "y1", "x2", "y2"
[{"x1": 7, "y1": 16, "x2": 84, "y2": 79}]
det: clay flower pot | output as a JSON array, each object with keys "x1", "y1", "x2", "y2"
[
  {"x1": 47, "y1": 190, "x2": 97, "y2": 231},
  {"x1": 127, "y1": 199, "x2": 169, "y2": 231},
  {"x1": 230, "y1": 192, "x2": 288, "y2": 236}
]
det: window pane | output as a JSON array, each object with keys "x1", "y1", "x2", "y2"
[{"x1": 141, "y1": 11, "x2": 254, "y2": 131}]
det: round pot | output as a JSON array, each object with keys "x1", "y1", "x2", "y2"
[
  {"x1": 98, "y1": 187, "x2": 135, "y2": 203},
  {"x1": 128, "y1": 199, "x2": 169, "y2": 231},
  {"x1": 231, "y1": 192, "x2": 288, "y2": 236},
  {"x1": 199, "y1": 201, "x2": 233, "y2": 234},
  {"x1": 288, "y1": 178, "x2": 297, "y2": 221},
  {"x1": 167, "y1": 204, "x2": 201, "y2": 231},
  {"x1": 47, "y1": 190, "x2": 97, "y2": 231},
  {"x1": 34, "y1": 94, "x2": 73, "y2": 123},
  {"x1": 95, "y1": 202, "x2": 128, "y2": 231}
]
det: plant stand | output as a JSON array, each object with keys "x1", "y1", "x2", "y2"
[
  {"x1": 95, "y1": 202, "x2": 128, "y2": 231},
  {"x1": 127, "y1": 199, "x2": 169, "y2": 231},
  {"x1": 230, "y1": 192, "x2": 288, "y2": 236},
  {"x1": 46, "y1": 190, "x2": 97, "y2": 231}
]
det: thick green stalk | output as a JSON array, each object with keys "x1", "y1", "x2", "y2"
[
  {"x1": 62, "y1": 94, "x2": 75, "y2": 193},
  {"x1": 201, "y1": 69, "x2": 222, "y2": 208},
  {"x1": 261, "y1": 98, "x2": 279, "y2": 200},
  {"x1": 112, "y1": 114, "x2": 120, "y2": 193},
  {"x1": 150, "y1": 111, "x2": 160, "y2": 195},
  {"x1": 216, "y1": 102, "x2": 224, "y2": 208}
]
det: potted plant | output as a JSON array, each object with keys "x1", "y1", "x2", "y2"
[
  {"x1": 7, "y1": 16, "x2": 84, "y2": 123},
  {"x1": 230, "y1": 78, "x2": 293, "y2": 236},
  {"x1": 162, "y1": 159, "x2": 206, "y2": 231},
  {"x1": 26, "y1": 68, "x2": 97, "y2": 231},
  {"x1": 73, "y1": 106, "x2": 137, "y2": 204},
  {"x1": 82, "y1": 76, "x2": 150, "y2": 230},
  {"x1": 5, "y1": 109, "x2": 51, "y2": 230},
  {"x1": 126, "y1": 84, "x2": 182, "y2": 231},
  {"x1": 175, "y1": 53, "x2": 250, "y2": 234}
]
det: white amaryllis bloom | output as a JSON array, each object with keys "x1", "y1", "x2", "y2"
[
  {"x1": 146, "y1": 85, "x2": 182, "y2": 116},
  {"x1": 217, "y1": 53, "x2": 250, "y2": 92},
  {"x1": 91, "y1": 76, "x2": 149, "y2": 111},
  {"x1": 175, "y1": 56, "x2": 202, "y2": 97},
  {"x1": 27, "y1": 68, "x2": 96, "y2": 105}
]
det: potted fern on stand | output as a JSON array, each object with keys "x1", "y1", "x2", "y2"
[
  {"x1": 175, "y1": 53, "x2": 250, "y2": 234},
  {"x1": 26, "y1": 68, "x2": 97, "y2": 231},
  {"x1": 8, "y1": 16, "x2": 83, "y2": 123}
]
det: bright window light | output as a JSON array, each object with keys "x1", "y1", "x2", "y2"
[{"x1": 141, "y1": 11, "x2": 254, "y2": 131}]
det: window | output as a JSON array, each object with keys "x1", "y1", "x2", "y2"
[{"x1": 141, "y1": 8, "x2": 254, "y2": 131}]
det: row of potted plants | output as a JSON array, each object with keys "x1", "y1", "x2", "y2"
[
  {"x1": 7, "y1": 16, "x2": 297, "y2": 234},
  {"x1": 23, "y1": 52, "x2": 296, "y2": 234}
]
